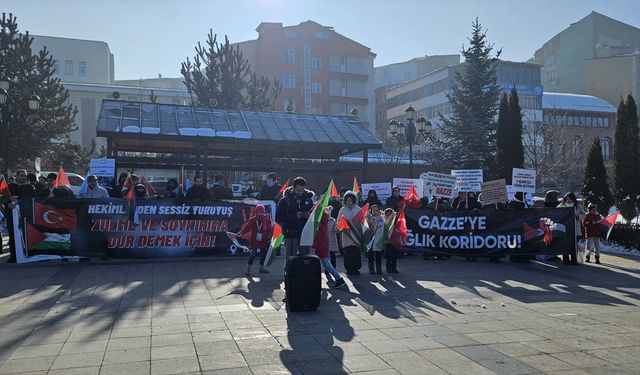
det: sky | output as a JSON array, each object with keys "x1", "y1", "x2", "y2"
[{"x1": 4, "y1": 0, "x2": 640, "y2": 80}]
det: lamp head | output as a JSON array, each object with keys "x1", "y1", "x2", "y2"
[
  {"x1": 28, "y1": 95, "x2": 41, "y2": 111},
  {"x1": 405, "y1": 105, "x2": 415, "y2": 120},
  {"x1": 0, "y1": 88, "x2": 7, "y2": 105},
  {"x1": 0, "y1": 75, "x2": 9, "y2": 91}
]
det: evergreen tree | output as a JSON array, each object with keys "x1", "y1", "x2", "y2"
[
  {"x1": 507, "y1": 87, "x2": 525, "y2": 171},
  {"x1": 180, "y1": 30, "x2": 281, "y2": 110},
  {"x1": 613, "y1": 94, "x2": 640, "y2": 221},
  {"x1": 439, "y1": 18, "x2": 501, "y2": 171},
  {"x1": 494, "y1": 92, "x2": 509, "y2": 180},
  {"x1": 0, "y1": 13, "x2": 79, "y2": 176},
  {"x1": 582, "y1": 138, "x2": 614, "y2": 215}
]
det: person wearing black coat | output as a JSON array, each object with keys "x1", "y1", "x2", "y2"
[
  {"x1": 186, "y1": 176, "x2": 212, "y2": 200},
  {"x1": 362, "y1": 189, "x2": 382, "y2": 208},
  {"x1": 275, "y1": 176, "x2": 315, "y2": 257},
  {"x1": 164, "y1": 178, "x2": 179, "y2": 198},
  {"x1": 257, "y1": 173, "x2": 282, "y2": 201},
  {"x1": 385, "y1": 186, "x2": 404, "y2": 210}
]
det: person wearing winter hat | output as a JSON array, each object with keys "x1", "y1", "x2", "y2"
[
  {"x1": 238, "y1": 204, "x2": 273, "y2": 275},
  {"x1": 582, "y1": 203, "x2": 603, "y2": 264}
]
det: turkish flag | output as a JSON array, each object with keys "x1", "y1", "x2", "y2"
[{"x1": 34, "y1": 202, "x2": 77, "y2": 231}]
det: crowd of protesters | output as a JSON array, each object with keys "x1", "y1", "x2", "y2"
[{"x1": 2, "y1": 169, "x2": 605, "y2": 270}]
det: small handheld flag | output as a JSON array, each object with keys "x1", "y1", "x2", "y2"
[
  {"x1": 352, "y1": 176, "x2": 360, "y2": 194},
  {"x1": 0, "y1": 176, "x2": 12, "y2": 204},
  {"x1": 330, "y1": 178, "x2": 338, "y2": 197},
  {"x1": 140, "y1": 176, "x2": 157, "y2": 196},
  {"x1": 53, "y1": 166, "x2": 70, "y2": 188},
  {"x1": 265, "y1": 223, "x2": 284, "y2": 266},
  {"x1": 277, "y1": 179, "x2": 290, "y2": 197}
]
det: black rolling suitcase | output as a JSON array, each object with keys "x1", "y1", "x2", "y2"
[{"x1": 284, "y1": 254, "x2": 322, "y2": 311}]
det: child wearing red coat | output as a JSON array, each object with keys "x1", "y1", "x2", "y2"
[
  {"x1": 238, "y1": 204, "x2": 273, "y2": 275},
  {"x1": 582, "y1": 203, "x2": 603, "y2": 264}
]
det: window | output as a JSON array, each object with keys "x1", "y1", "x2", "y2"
[
  {"x1": 79, "y1": 61, "x2": 87, "y2": 77},
  {"x1": 384, "y1": 69, "x2": 392, "y2": 79},
  {"x1": 284, "y1": 29, "x2": 298, "y2": 38},
  {"x1": 282, "y1": 50, "x2": 295, "y2": 64},
  {"x1": 601, "y1": 137, "x2": 612, "y2": 161},
  {"x1": 283, "y1": 74, "x2": 295, "y2": 88},
  {"x1": 339, "y1": 56, "x2": 347, "y2": 73},
  {"x1": 314, "y1": 31, "x2": 329, "y2": 39},
  {"x1": 340, "y1": 80, "x2": 347, "y2": 96},
  {"x1": 65, "y1": 60, "x2": 73, "y2": 75},
  {"x1": 311, "y1": 83, "x2": 322, "y2": 94},
  {"x1": 604, "y1": 117, "x2": 609, "y2": 127},
  {"x1": 312, "y1": 58, "x2": 321, "y2": 69},
  {"x1": 405, "y1": 72, "x2": 413, "y2": 81},
  {"x1": 53, "y1": 60, "x2": 59, "y2": 74}
]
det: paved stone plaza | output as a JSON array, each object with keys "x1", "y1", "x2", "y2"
[{"x1": 0, "y1": 253, "x2": 638, "y2": 375}]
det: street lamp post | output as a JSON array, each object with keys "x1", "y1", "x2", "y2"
[
  {"x1": 387, "y1": 105, "x2": 431, "y2": 178},
  {"x1": 0, "y1": 74, "x2": 42, "y2": 177}
]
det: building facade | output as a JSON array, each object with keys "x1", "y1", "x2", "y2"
[
  {"x1": 234, "y1": 21, "x2": 376, "y2": 128},
  {"x1": 30, "y1": 36, "x2": 189, "y2": 155},
  {"x1": 585, "y1": 53, "x2": 640, "y2": 107},
  {"x1": 539, "y1": 92, "x2": 617, "y2": 192},
  {"x1": 533, "y1": 12, "x2": 640, "y2": 95},
  {"x1": 385, "y1": 61, "x2": 543, "y2": 141}
]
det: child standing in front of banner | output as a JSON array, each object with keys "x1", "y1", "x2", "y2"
[
  {"x1": 582, "y1": 203, "x2": 603, "y2": 264},
  {"x1": 238, "y1": 204, "x2": 273, "y2": 275},
  {"x1": 367, "y1": 205, "x2": 385, "y2": 275},
  {"x1": 325, "y1": 205, "x2": 340, "y2": 279}
]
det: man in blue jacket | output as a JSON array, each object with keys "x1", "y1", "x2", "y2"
[{"x1": 276, "y1": 176, "x2": 314, "y2": 258}]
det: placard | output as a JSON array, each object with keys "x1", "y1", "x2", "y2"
[
  {"x1": 392, "y1": 178, "x2": 424, "y2": 198},
  {"x1": 480, "y1": 179, "x2": 507, "y2": 206},
  {"x1": 89, "y1": 158, "x2": 116, "y2": 177},
  {"x1": 424, "y1": 172, "x2": 457, "y2": 199},
  {"x1": 362, "y1": 183, "x2": 392, "y2": 202},
  {"x1": 511, "y1": 168, "x2": 536, "y2": 193},
  {"x1": 451, "y1": 169, "x2": 483, "y2": 192}
]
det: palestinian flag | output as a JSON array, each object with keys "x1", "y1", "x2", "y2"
[
  {"x1": 300, "y1": 181, "x2": 333, "y2": 247},
  {"x1": 27, "y1": 223, "x2": 71, "y2": 252},
  {"x1": 33, "y1": 202, "x2": 77, "y2": 231},
  {"x1": 0, "y1": 176, "x2": 11, "y2": 204},
  {"x1": 265, "y1": 223, "x2": 284, "y2": 266},
  {"x1": 337, "y1": 215, "x2": 350, "y2": 232},
  {"x1": 122, "y1": 172, "x2": 133, "y2": 190},
  {"x1": 379, "y1": 212, "x2": 396, "y2": 249},
  {"x1": 597, "y1": 211, "x2": 619, "y2": 240},
  {"x1": 53, "y1": 166, "x2": 70, "y2": 188},
  {"x1": 340, "y1": 203, "x2": 372, "y2": 254}
]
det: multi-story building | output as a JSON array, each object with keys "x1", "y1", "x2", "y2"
[
  {"x1": 585, "y1": 52, "x2": 640, "y2": 107},
  {"x1": 533, "y1": 11, "x2": 640, "y2": 95},
  {"x1": 385, "y1": 60, "x2": 543, "y2": 141},
  {"x1": 234, "y1": 21, "x2": 376, "y2": 129},
  {"x1": 373, "y1": 55, "x2": 459, "y2": 139},
  {"x1": 30, "y1": 36, "x2": 189, "y2": 154},
  {"x1": 539, "y1": 92, "x2": 617, "y2": 192},
  {"x1": 31, "y1": 35, "x2": 115, "y2": 85}
]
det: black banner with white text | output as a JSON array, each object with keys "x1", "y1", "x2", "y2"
[
  {"x1": 404, "y1": 208, "x2": 576, "y2": 256},
  {"x1": 16, "y1": 198, "x2": 264, "y2": 259}
]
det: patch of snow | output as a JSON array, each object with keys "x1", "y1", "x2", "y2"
[{"x1": 580, "y1": 239, "x2": 640, "y2": 257}]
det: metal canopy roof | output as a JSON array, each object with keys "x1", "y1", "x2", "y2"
[{"x1": 97, "y1": 100, "x2": 381, "y2": 159}]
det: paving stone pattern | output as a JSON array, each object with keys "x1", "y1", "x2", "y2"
[{"x1": 0, "y1": 253, "x2": 638, "y2": 374}]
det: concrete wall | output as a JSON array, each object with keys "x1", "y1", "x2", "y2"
[{"x1": 586, "y1": 54, "x2": 640, "y2": 106}]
